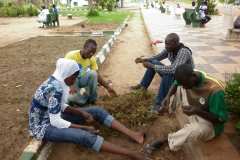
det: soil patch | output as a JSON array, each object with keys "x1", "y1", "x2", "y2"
[
  {"x1": 49, "y1": 92, "x2": 185, "y2": 160},
  {"x1": 52, "y1": 22, "x2": 119, "y2": 33},
  {"x1": 0, "y1": 36, "x2": 108, "y2": 160}
]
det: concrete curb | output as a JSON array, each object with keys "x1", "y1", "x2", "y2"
[{"x1": 19, "y1": 16, "x2": 130, "y2": 160}]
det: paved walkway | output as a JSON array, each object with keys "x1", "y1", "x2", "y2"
[
  {"x1": 141, "y1": 8, "x2": 240, "y2": 81},
  {"x1": 141, "y1": 7, "x2": 240, "y2": 160},
  {"x1": 0, "y1": 16, "x2": 84, "y2": 48}
]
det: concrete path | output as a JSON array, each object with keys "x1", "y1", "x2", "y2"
[
  {"x1": 141, "y1": 8, "x2": 240, "y2": 81},
  {"x1": 0, "y1": 16, "x2": 84, "y2": 48},
  {"x1": 141, "y1": 7, "x2": 240, "y2": 160}
]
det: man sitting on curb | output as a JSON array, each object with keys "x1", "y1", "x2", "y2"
[
  {"x1": 131, "y1": 33, "x2": 194, "y2": 112},
  {"x1": 144, "y1": 64, "x2": 228, "y2": 153},
  {"x1": 65, "y1": 39, "x2": 117, "y2": 106}
]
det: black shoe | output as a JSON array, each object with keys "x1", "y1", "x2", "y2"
[
  {"x1": 144, "y1": 139, "x2": 167, "y2": 155},
  {"x1": 130, "y1": 84, "x2": 145, "y2": 90}
]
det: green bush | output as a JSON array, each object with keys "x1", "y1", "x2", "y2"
[
  {"x1": 0, "y1": 1, "x2": 4, "y2": 8},
  {"x1": 219, "y1": 0, "x2": 235, "y2": 4},
  {"x1": 7, "y1": 6, "x2": 18, "y2": 17},
  {"x1": 25, "y1": 4, "x2": 38, "y2": 16},
  {"x1": 87, "y1": 7, "x2": 99, "y2": 16},
  {"x1": 98, "y1": 0, "x2": 116, "y2": 11},
  {"x1": 0, "y1": 3, "x2": 38, "y2": 17},
  {"x1": 225, "y1": 73, "x2": 240, "y2": 114},
  {"x1": 207, "y1": 0, "x2": 218, "y2": 15},
  {"x1": 0, "y1": 6, "x2": 8, "y2": 16}
]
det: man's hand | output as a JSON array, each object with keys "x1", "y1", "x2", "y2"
[
  {"x1": 161, "y1": 97, "x2": 170, "y2": 107},
  {"x1": 142, "y1": 62, "x2": 154, "y2": 69},
  {"x1": 135, "y1": 57, "x2": 144, "y2": 64},
  {"x1": 135, "y1": 56, "x2": 149, "y2": 64},
  {"x1": 151, "y1": 40, "x2": 163, "y2": 46},
  {"x1": 182, "y1": 105, "x2": 200, "y2": 116}
]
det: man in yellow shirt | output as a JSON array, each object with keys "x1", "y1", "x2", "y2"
[{"x1": 65, "y1": 39, "x2": 117, "y2": 105}]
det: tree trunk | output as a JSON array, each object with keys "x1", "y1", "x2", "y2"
[
  {"x1": 121, "y1": 0, "x2": 123, "y2": 8},
  {"x1": 88, "y1": 0, "x2": 93, "y2": 8}
]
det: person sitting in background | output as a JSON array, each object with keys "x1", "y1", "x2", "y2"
[
  {"x1": 199, "y1": 1, "x2": 211, "y2": 26},
  {"x1": 37, "y1": 6, "x2": 49, "y2": 28},
  {"x1": 65, "y1": 39, "x2": 117, "y2": 106},
  {"x1": 29, "y1": 58, "x2": 146, "y2": 160},
  {"x1": 144, "y1": 64, "x2": 228, "y2": 154},
  {"x1": 175, "y1": 3, "x2": 185, "y2": 19}
]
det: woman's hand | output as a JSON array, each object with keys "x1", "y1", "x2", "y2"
[
  {"x1": 81, "y1": 111, "x2": 95, "y2": 124},
  {"x1": 82, "y1": 126, "x2": 99, "y2": 134},
  {"x1": 69, "y1": 86, "x2": 78, "y2": 95}
]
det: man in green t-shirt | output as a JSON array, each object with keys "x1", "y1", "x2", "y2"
[{"x1": 144, "y1": 64, "x2": 228, "y2": 153}]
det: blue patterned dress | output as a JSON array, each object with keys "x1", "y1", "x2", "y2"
[{"x1": 29, "y1": 76, "x2": 63, "y2": 140}]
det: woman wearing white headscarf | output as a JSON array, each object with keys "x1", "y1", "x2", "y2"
[{"x1": 29, "y1": 58, "x2": 147, "y2": 160}]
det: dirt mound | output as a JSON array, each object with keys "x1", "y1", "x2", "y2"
[{"x1": 49, "y1": 92, "x2": 185, "y2": 160}]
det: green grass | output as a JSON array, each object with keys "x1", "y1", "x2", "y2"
[
  {"x1": 60, "y1": 7, "x2": 88, "y2": 17},
  {"x1": 87, "y1": 10, "x2": 133, "y2": 24},
  {"x1": 177, "y1": 0, "x2": 193, "y2": 4},
  {"x1": 60, "y1": 7, "x2": 132, "y2": 24}
]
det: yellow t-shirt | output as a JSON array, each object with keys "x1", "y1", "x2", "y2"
[{"x1": 65, "y1": 50, "x2": 98, "y2": 70}]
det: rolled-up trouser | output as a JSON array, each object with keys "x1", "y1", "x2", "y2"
[
  {"x1": 68, "y1": 70, "x2": 98, "y2": 106},
  {"x1": 43, "y1": 107, "x2": 114, "y2": 152},
  {"x1": 139, "y1": 59, "x2": 174, "y2": 109},
  {"x1": 168, "y1": 115, "x2": 215, "y2": 151}
]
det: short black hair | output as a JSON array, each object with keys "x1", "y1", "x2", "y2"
[
  {"x1": 166, "y1": 33, "x2": 180, "y2": 44},
  {"x1": 84, "y1": 39, "x2": 97, "y2": 49},
  {"x1": 174, "y1": 64, "x2": 194, "y2": 83}
]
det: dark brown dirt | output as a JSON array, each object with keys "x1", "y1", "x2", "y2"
[
  {"x1": 52, "y1": 22, "x2": 119, "y2": 33},
  {"x1": 0, "y1": 36, "x2": 108, "y2": 160},
  {"x1": 48, "y1": 92, "x2": 185, "y2": 160}
]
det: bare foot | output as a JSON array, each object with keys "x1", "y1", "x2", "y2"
[
  {"x1": 130, "y1": 152, "x2": 151, "y2": 160},
  {"x1": 132, "y1": 132, "x2": 145, "y2": 144}
]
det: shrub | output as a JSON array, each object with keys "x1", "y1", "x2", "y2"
[
  {"x1": 207, "y1": 0, "x2": 218, "y2": 15},
  {"x1": 0, "y1": 3, "x2": 39, "y2": 17},
  {"x1": 98, "y1": 0, "x2": 116, "y2": 11},
  {"x1": 87, "y1": 7, "x2": 99, "y2": 16},
  {"x1": 25, "y1": 4, "x2": 38, "y2": 16},
  {"x1": 0, "y1": 1, "x2": 4, "y2": 8},
  {"x1": 7, "y1": 6, "x2": 18, "y2": 17},
  {"x1": 225, "y1": 73, "x2": 240, "y2": 114},
  {"x1": 219, "y1": 0, "x2": 235, "y2": 4}
]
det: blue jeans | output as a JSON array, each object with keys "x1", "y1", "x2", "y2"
[
  {"x1": 68, "y1": 70, "x2": 98, "y2": 106},
  {"x1": 140, "y1": 60, "x2": 174, "y2": 108},
  {"x1": 43, "y1": 107, "x2": 114, "y2": 152}
]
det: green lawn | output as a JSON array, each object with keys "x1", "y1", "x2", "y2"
[
  {"x1": 177, "y1": 0, "x2": 193, "y2": 4},
  {"x1": 60, "y1": 8, "x2": 132, "y2": 24},
  {"x1": 87, "y1": 10, "x2": 132, "y2": 24}
]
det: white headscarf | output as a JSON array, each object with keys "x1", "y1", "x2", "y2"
[{"x1": 52, "y1": 58, "x2": 79, "y2": 108}]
